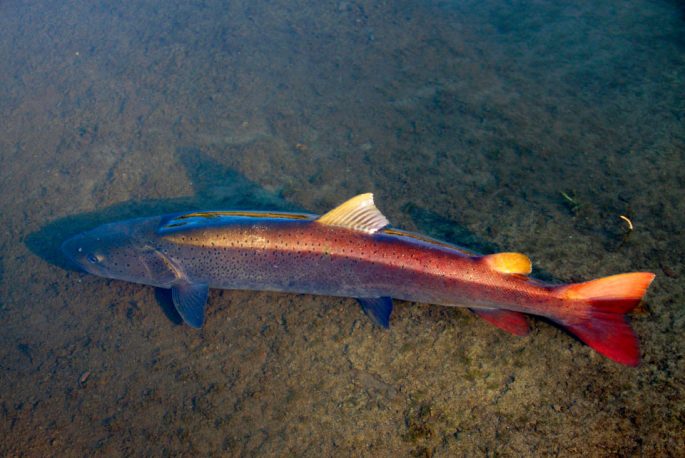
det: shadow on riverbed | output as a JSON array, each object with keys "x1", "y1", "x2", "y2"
[
  {"x1": 27, "y1": 148, "x2": 500, "y2": 274},
  {"x1": 25, "y1": 148, "x2": 301, "y2": 270}
]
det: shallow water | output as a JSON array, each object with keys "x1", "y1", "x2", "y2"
[{"x1": 1, "y1": 0, "x2": 684, "y2": 455}]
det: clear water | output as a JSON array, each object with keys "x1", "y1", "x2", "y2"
[{"x1": 1, "y1": 0, "x2": 683, "y2": 455}]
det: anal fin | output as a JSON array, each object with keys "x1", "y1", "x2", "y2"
[{"x1": 470, "y1": 308, "x2": 530, "y2": 336}]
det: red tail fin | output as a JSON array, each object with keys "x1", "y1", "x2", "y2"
[{"x1": 555, "y1": 272, "x2": 655, "y2": 366}]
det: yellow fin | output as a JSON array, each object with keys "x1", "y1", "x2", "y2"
[
  {"x1": 316, "y1": 193, "x2": 390, "y2": 233},
  {"x1": 483, "y1": 252, "x2": 532, "y2": 275}
]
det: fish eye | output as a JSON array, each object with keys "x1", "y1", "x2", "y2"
[{"x1": 87, "y1": 253, "x2": 100, "y2": 264}]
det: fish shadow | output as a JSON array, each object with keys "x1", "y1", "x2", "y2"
[
  {"x1": 25, "y1": 147, "x2": 304, "y2": 322},
  {"x1": 26, "y1": 147, "x2": 303, "y2": 271},
  {"x1": 402, "y1": 202, "x2": 499, "y2": 255},
  {"x1": 403, "y1": 202, "x2": 559, "y2": 283},
  {"x1": 154, "y1": 288, "x2": 183, "y2": 325}
]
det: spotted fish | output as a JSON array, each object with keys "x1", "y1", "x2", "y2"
[{"x1": 61, "y1": 194, "x2": 655, "y2": 366}]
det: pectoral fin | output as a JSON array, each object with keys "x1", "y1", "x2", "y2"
[
  {"x1": 171, "y1": 281, "x2": 209, "y2": 328},
  {"x1": 470, "y1": 308, "x2": 530, "y2": 336},
  {"x1": 357, "y1": 297, "x2": 394, "y2": 328}
]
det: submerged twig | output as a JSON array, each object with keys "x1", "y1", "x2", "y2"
[
  {"x1": 619, "y1": 215, "x2": 634, "y2": 231},
  {"x1": 617, "y1": 214, "x2": 635, "y2": 248}
]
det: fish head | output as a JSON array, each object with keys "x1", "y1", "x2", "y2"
[{"x1": 61, "y1": 216, "x2": 176, "y2": 288}]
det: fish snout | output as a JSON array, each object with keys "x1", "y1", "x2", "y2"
[
  {"x1": 61, "y1": 233, "x2": 93, "y2": 271},
  {"x1": 61, "y1": 234, "x2": 99, "y2": 273}
]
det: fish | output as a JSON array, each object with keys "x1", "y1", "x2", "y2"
[{"x1": 61, "y1": 193, "x2": 655, "y2": 366}]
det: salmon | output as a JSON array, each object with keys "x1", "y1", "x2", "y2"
[{"x1": 61, "y1": 193, "x2": 655, "y2": 366}]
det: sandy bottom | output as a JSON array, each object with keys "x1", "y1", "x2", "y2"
[{"x1": 1, "y1": 0, "x2": 683, "y2": 455}]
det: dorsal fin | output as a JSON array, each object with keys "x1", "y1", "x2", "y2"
[
  {"x1": 482, "y1": 252, "x2": 532, "y2": 275},
  {"x1": 316, "y1": 193, "x2": 390, "y2": 234}
]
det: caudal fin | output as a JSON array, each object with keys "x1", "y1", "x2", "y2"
[{"x1": 555, "y1": 272, "x2": 655, "y2": 366}]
